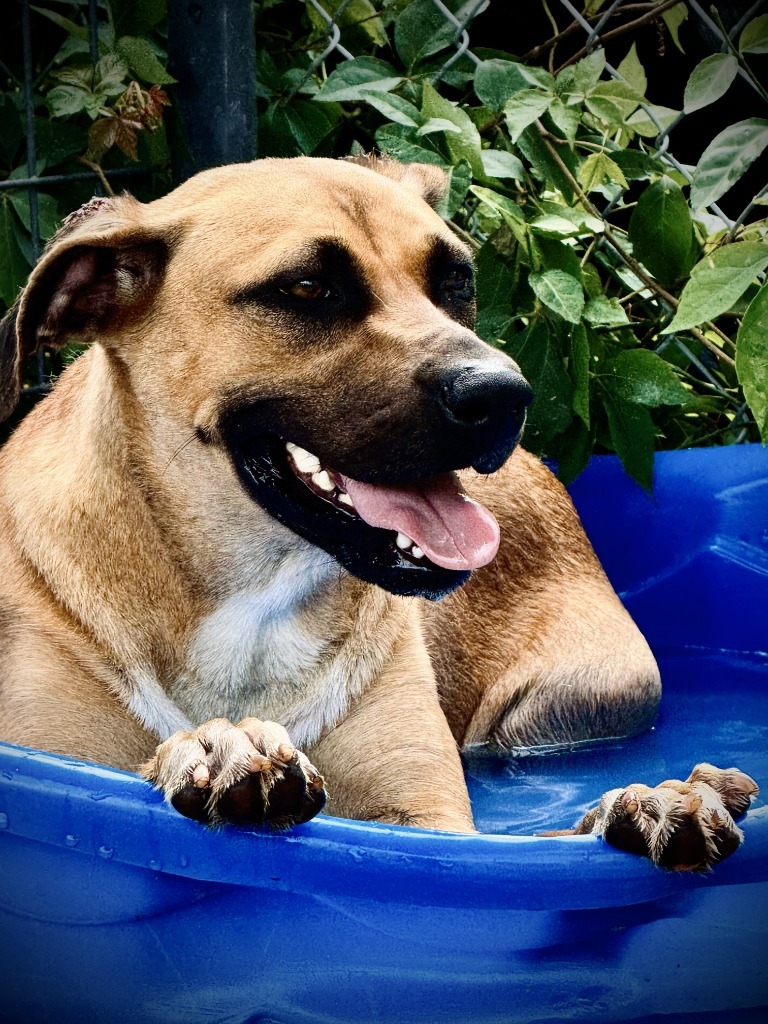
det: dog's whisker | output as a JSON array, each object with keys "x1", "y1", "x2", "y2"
[{"x1": 163, "y1": 433, "x2": 199, "y2": 475}]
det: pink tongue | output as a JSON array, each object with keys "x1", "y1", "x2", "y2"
[{"x1": 338, "y1": 472, "x2": 500, "y2": 571}]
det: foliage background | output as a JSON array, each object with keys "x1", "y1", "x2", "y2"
[{"x1": 1, "y1": 0, "x2": 767, "y2": 486}]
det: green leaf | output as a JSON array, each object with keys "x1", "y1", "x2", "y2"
[
  {"x1": 0, "y1": 198, "x2": 31, "y2": 306},
  {"x1": 47, "y1": 85, "x2": 92, "y2": 119},
  {"x1": 582, "y1": 295, "x2": 629, "y2": 327},
  {"x1": 315, "y1": 57, "x2": 402, "y2": 102},
  {"x1": 31, "y1": 5, "x2": 88, "y2": 40},
  {"x1": 394, "y1": 0, "x2": 459, "y2": 69},
  {"x1": 517, "y1": 125, "x2": 579, "y2": 201},
  {"x1": 536, "y1": 200, "x2": 604, "y2": 235},
  {"x1": 736, "y1": 283, "x2": 768, "y2": 440},
  {"x1": 605, "y1": 350, "x2": 689, "y2": 406},
  {"x1": 0, "y1": 96, "x2": 23, "y2": 165},
  {"x1": 421, "y1": 83, "x2": 484, "y2": 176},
  {"x1": 417, "y1": 117, "x2": 461, "y2": 136},
  {"x1": 739, "y1": 14, "x2": 768, "y2": 54},
  {"x1": 532, "y1": 237, "x2": 583, "y2": 280},
  {"x1": 617, "y1": 43, "x2": 647, "y2": 97},
  {"x1": 578, "y1": 151, "x2": 628, "y2": 193},
  {"x1": 480, "y1": 149, "x2": 524, "y2": 180},
  {"x1": 93, "y1": 53, "x2": 130, "y2": 95},
  {"x1": 664, "y1": 242, "x2": 768, "y2": 333},
  {"x1": 112, "y1": 0, "x2": 166, "y2": 36},
  {"x1": 503, "y1": 89, "x2": 553, "y2": 144},
  {"x1": 555, "y1": 49, "x2": 606, "y2": 101},
  {"x1": 470, "y1": 185, "x2": 527, "y2": 244},
  {"x1": 585, "y1": 80, "x2": 640, "y2": 127},
  {"x1": 505, "y1": 318, "x2": 572, "y2": 447},
  {"x1": 612, "y1": 149, "x2": 663, "y2": 182},
  {"x1": 474, "y1": 60, "x2": 551, "y2": 112},
  {"x1": 284, "y1": 100, "x2": 340, "y2": 155},
  {"x1": 116, "y1": 36, "x2": 176, "y2": 85},
  {"x1": 8, "y1": 191, "x2": 60, "y2": 241},
  {"x1": 33, "y1": 117, "x2": 85, "y2": 168},
  {"x1": 476, "y1": 240, "x2": 514, "y2": 309},
  {"x1": 475, "y1": 241, "x2": 514, "y2": 342},
  {"x1": 690, "y1": 118, "x2": 768, "y2": 211},
  {"x1": 683, "y1": 54, "x2": 738, "y2": 114},
  {"x1": 625, "y1": 103, "x2": 680, "y2": 138},
  {"x1": 363, "y1": 92, "x2": 423, "y2": 128},
  {"x1": 547, "y1": 97, "x2": 580, "y2": 143},
  {"x1": 661, "y1": 2, "x2": 688, "y2": 53},
  {"x1": 553, "y1": 419, "x2": 592, "y2": 486},
  {"x1": 529, "y1": 269, "x2": 584, "y2": 324},
  {"x1": 601, "y1": 381, "x2": 656, "y2": 490},
  {"x1": 569, "y1": 322, "x2": 590, "y2": 427},
  {"x1": 439, "y1": 159, "x2": 472, "y2": 219},
  {"x1": 628, "y1": 177, "x2": 695, "y2": 287},
  {"x1": 375, "y1": 123, "x2": 446, "y2": 166}
]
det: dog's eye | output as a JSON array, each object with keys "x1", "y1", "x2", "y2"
[
  {"x1": 282, "y1": 279, "x2": 332, "y2": 301},
  {"x1": 439, "y1": 267, "x2": 474, "y2": 299}
]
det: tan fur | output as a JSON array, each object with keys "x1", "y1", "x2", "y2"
[{"x1": 0, "y1": 156, "x2": 665, "y2": 836}]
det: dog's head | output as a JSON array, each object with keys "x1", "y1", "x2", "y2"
[{"x1": 0, "y1": 156, "x2": 532, "y2": 599}]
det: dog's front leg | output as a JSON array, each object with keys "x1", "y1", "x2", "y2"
[
  {"x1": 141, "y1": 717, "x2": 326, "y2": 829},
  {"x1": 308, "y1": 623, "x2": 475, "y2": 833}
]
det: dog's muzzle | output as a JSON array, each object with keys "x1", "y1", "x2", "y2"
[{"x1": 223, "y1": 358, "x2": 533, "y2": 600}]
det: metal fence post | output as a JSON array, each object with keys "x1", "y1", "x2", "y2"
[{"x1": 166, "y1": 0, "x2": 257, "y2": 183}]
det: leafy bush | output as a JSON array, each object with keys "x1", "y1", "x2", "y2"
[
  {"x1": 2, "y1": 0, "x2": 767, "y2": 485},
  {"x1": 254, "y1": 0, "x2": 768, "y2": 486}
]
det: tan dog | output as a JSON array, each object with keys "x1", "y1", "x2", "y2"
[{"x1": 0, "y1": 156, "x2": 757, "y2": 868}]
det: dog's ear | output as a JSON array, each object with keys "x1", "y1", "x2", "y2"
[
  {"x1": 0, "y1": 195, "x2": 168, "y2": 422},
  {"x1": 345, "y1": 154, "x2": 448, "y2": 210}
]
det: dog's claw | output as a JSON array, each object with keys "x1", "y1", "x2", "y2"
[
  {"x1": 141, "y1": 718, "x2": 326, "y2": 829},
  {"x1": 568, "y1": 764, "x2": 758, "y2": 872},
  {"x1": 621, "y1": 790, "x2": 639, "y2": 815}
]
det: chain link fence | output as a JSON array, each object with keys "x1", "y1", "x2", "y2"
[
  {"x1": 2, "y1": 0, "x2": 766, "y2": 465},
  {"x1": 301, "y1": 0, "x2": 766, "y2": 446}
]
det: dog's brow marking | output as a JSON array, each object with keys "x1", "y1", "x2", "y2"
[{"x1": 126, "y1": 672, "x2": 194, "y2": 741}]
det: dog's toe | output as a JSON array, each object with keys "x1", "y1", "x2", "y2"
[
  {"x1": 140, "y1": 717, "x2": 326, "y2": 828},
  {"x1": 559, "y1": 765, "x2": 758, "y2": 871}
]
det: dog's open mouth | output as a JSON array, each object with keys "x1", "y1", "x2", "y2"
[{"x1": 231, "y1": 434, "x2": 500, "y2": 599}]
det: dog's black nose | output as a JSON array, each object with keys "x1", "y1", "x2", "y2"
[
  {"x1": 438, "y1": 364, "x2": 533, "y2": 429},
  {"x1": 419, "y1": 360, "x2": 534, "y2": 474}
]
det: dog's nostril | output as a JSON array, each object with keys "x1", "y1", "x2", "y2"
[{"x1": 439, "y1": 367, "x2": 533, "y2": 427}]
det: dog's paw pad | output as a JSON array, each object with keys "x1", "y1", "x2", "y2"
[
  {"x1": 141, "y1": 717, "x2": 326, "y2": 828},
  {"x1": 573, "y1": 765, "x2": 758, "y2": 872}
]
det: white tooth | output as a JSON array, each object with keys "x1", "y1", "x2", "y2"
[
  {"x1": 288, "y1": 444, "x2": 321, "y2": 475},
  {"x1": 312, "y1": 470, "x2": 334, "y2": 492},
  {"x1": 396, "y1": 532, "x2": 412, "y2": 550},
  {"x1": 411, "y1": 546, "x2": 425, "y2": 559},
  {"x1": 338, "y1": 492, "x2": 355, "y2": 508}
]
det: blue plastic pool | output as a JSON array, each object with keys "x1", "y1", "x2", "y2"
[{"x1": 1, "y1": 444, "x2": 767, "y2": 1023}]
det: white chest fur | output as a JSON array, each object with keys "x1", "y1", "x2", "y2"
[{"x1": 173, "y1": 549, "x2": 395, "y2": 749}]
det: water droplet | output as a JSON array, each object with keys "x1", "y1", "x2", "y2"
[
  {"x1": 89, "y1": 791, "x2": 109, "y2": 802},
  {"x1": 97, "y1": 845, "x2": 114, "y2": 859},
  {"x1": 65, "y1": 834, "x2": 79, "y2": 847},
  {"x1": 148, "y1": 859, "x2": 161, "y2": 871},
  {"x1": 179, "y1": 854, "x2": 189, "y2": 868},
  {"x1": 0, "y1": 813, "x2": 8, "y2": 830}
]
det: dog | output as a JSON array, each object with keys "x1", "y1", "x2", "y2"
[{"x1": 0, "y1": 155, "x2": 757, "y2": 868}]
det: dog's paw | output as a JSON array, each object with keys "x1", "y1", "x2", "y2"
[
  {"x1": 551, "y1": 764, "x2": 758, "y2": 871},
  {"x1": 140, "y1": 717, "x2": 326, "y2": 828}
]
